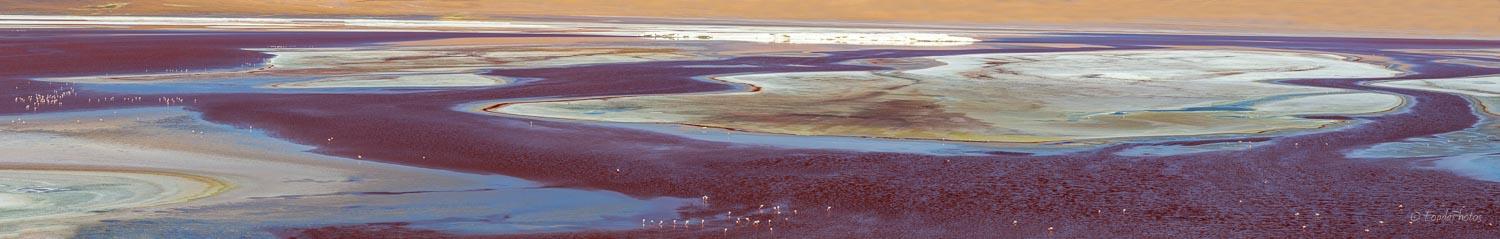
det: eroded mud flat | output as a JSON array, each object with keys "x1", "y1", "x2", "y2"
[
  {"x1": 1373, "y1": 76, "x2": 1500, "y2": 115},
  {"x1": 491, "y1": 49, "x2": 1403, "y2": 143}
]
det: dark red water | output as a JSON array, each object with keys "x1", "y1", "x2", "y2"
[{"x1": 6, "y1": 30, "x2": 1500, "y2": 238}]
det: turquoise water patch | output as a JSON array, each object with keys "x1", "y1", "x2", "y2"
[
  {"x1": 1429, "y1": 154, "x2": 1500, "y2": 183},
  {"x1": 1347, "y1": 130, "x2": 1500, "y2": 159}
]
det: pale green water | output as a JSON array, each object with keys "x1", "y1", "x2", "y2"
[{"x1": 0, "y1": 171, "x2": 189, "y2": 224}]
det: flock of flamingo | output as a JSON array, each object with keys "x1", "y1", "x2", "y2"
[
  {"x1": 636, "y1": 197, "x2": 853, "y2": 237},
  {"x1": 12, "y1": 87, "x2": 75, "y2": 111}
]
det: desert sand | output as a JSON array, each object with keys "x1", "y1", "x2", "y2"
[{"x1": 3, "y1": 1, "x2": 1497, "y2": 38}]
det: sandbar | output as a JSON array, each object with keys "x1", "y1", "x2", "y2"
[
  {"x1": 39, "y1": 45, "x2": 706, "y2": 89},
  {"x1": 490, "y1": 49, "x2": 1405, "y2": 143}
]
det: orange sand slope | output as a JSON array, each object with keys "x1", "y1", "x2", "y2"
[{"x1": 1, "y1": 0, "x2": 1497, "y2": 38}]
